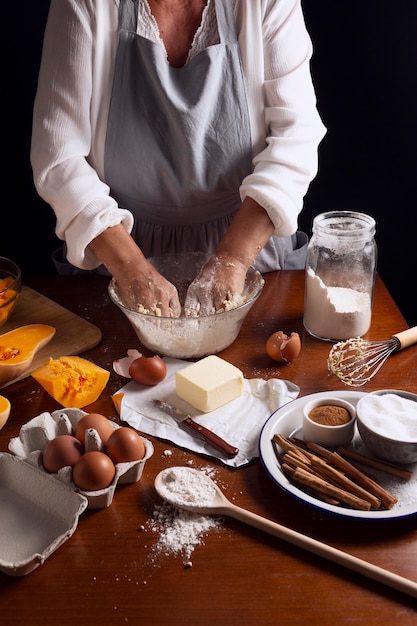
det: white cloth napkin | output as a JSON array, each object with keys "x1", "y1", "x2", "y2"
[{"x1": 117, "y1": 358, "x2": 299, "y2": 467}]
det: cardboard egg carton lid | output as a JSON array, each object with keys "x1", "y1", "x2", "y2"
[
  {"x1": 0, "y1": 452, "x2": 87, "y2": 576},
  {"x1": 8, "y1": 408, "x2": 154, "y2": 509}
]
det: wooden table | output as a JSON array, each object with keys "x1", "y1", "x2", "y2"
[{"x1": 1, "y1": 271, "x2": 417, "y2": 625}]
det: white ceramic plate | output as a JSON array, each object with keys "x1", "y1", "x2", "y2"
[{"x1": 259, "y1": 390, "x2": 417, "y2": 520}]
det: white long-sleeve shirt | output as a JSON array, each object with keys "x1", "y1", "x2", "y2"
[{"x1": 31, "y1": 0, "x2": 326, "y2": 270}]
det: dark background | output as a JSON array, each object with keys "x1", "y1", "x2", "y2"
[{"x1": 2, "y1": 1, "x2": 416, "y2": 326}]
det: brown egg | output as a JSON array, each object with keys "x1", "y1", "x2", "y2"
[
  {"x1": 72, "y1": 451, "x2": 116, "y2": 491},
  {"x1": 266, "y1": 331, "x2": 301, "y2": 363},
  {"x1": 75, "y1": 413, "x2": 114, "y2": 446},
  {"x1": 42, "y1": 435, "x2": 84, "y2": 473},
  {"x1": 105, "y1": 427, "x2": 145, "y2": 464}
]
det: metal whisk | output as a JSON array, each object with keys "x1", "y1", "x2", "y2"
[{"x1": 328, "y1": 326, "x2": 417, "y2": 387}]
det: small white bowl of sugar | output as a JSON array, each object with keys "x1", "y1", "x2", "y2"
[{"x1": 356, "y1": 390, "x2": 417, "y2": 464}]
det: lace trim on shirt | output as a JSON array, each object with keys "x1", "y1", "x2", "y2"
[{"x1": 139, "y1": 0, "x2": 220, "y2": 64}]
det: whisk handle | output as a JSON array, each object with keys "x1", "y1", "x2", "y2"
[{"x1": 392, "y1": 326, "x2": 417, "y2": 350}]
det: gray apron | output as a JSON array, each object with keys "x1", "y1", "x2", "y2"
[{"x1": 53, "y1": 0, "x2": 307, "y2": 274}]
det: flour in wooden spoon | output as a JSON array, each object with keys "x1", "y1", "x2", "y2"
[
  {"x1": 145, "y1": 466, "x2": 222, "y2": 566},
  {"x1": 157, "y1": 466, "x2": 217, "y2": 507}
]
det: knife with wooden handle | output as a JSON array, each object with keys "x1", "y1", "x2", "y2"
[{"x1": 153, "y1": 399, "x2": 239, "y2": 458}]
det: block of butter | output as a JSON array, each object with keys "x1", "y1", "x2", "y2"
[{"x1": 175, "y1": 355, "x2": 244, "y2": 413}]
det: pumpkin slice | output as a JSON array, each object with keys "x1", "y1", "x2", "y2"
[
  {"x1": 0, "y1": 324, "x2": 56, "y2": 385},
  {"x1": 111, "y1": 392, "x2": 124, "y2": 416},
  {"x1": 32, "y1": 355, "x2": 110, "y2": 408},
  {"x1": 0, "y1": 394, "x2": 11, "y2": 429}
]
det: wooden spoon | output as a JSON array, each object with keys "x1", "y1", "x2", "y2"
[{"x1": 155, "y1": 467, "x2": 417, "y2": 600}]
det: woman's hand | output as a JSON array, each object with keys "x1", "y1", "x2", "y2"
[
  {"x1": 88, "y1": 224, "x2": 181, "y2": 317},
  {"x1": 184, "y1": 197, "x2": 275, "y2": 316},
  {"x1": 114, "y1": 260, "x2": 181, "y2": 317},
  {"x1": 184, "y1": 253, "x2": 247, "y2": 316}
]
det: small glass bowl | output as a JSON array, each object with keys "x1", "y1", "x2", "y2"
[{"x1": 0, "y1": 257, "x2": 22, "y2": 328}]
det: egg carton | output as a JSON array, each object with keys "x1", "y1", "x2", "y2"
[
  {"x1": 0, "y1": 453, "x2": 87, "y2": 576},
  {"x1": 8, "y1": 408, "x2": 154, "y2": 509}
]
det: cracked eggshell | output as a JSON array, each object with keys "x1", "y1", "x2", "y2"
[
  {"x1": 8, "y1": 408, "x2": 154, "y2": 509},
  {"x1": 113, "y1": 349, "x2": 142, "y2": 377}
]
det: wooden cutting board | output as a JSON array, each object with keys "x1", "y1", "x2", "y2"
[{"x1": 0, "y1": 286, "x2": 103, "y2": 388}]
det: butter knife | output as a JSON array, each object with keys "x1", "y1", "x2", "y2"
[{"x1": 153, "y1": 399, "x2": 239, "y2": 458}]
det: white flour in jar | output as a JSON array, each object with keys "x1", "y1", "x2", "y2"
[{"x1": 304, "y1": 267, "x2": 371, "y2": 339}]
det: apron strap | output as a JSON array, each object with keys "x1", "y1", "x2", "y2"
[
  {"x1": 119, "y1": 0, "x2": 138, "y2": 32},
  {"x1": 214, "y1": 0, "x2": 237, "y2": 44}
]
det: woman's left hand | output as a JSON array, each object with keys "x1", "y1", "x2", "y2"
[{"x1": 184, "y1": 253, "x2": 248, "y2": 316}]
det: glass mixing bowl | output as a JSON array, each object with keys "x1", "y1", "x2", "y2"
[{"x1": 108, "y1": 252, "x2": 264, "y2": 359}]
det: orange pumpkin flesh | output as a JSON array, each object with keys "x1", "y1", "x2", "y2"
[
  {"x1": 0, "y1": 276, "x2": 19, "y2": 325},
  {"x1": 31, "y1": 355, "x2": 110, "y2": 408},
  {"x1": 0, "y1": 394, "x2": 11, "y2": 429},
  {"x1": 0, "y1": 324, "x2": 56, "y2": 385},
  {"x1": 111, "y1": 392, "x2": 124, "y2": 416}
]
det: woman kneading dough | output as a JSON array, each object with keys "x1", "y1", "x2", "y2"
[{"x1": 31, "y1": 0, "x2": 326, "y2": 316}]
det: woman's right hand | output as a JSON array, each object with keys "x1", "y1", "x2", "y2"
[
  {"x1": 113, "y1": 259, "x2": 182, "y2": 317},
  {"x1": 88, "y1": 225, "x2": 182, "y2": 317}
]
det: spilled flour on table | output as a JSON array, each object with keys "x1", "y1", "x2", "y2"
[
  {"x1": 148, "y1": 501, "x2": 221, "y2": 567},
  {"x1": 141, "y1": 463, "x2": 224, "y2": 571}
]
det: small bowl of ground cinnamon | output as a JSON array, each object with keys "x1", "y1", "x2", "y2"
[{"x1": 302, "y1": 397, "x2": 356, "y2": 448}]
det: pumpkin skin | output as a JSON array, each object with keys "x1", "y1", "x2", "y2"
[
  {"x1": 0, "y1": 324, "x2": 56, "y2": 385},
  {"x1": 31, "y1": 355, "x2": 110, "y2": 408}
]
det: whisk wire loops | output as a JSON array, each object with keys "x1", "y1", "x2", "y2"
[{"x1": 328, "y1": 337, "x2": 400, "y2": 387}]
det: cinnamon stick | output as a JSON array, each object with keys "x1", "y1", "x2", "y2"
[
  {"x1": 282, "y1": 452, "x2": 324, "y2": 481},
  {"x1": 309, "y1": 456, "x2": 381, "y2": 509},
  {"x1": 283, "y1": 450, "x2": 381, "y2": 508},
  {"x1": 273, "y1": 434, "x2": 309, "y2": 460},
  {"x1": 300, "y1": 439, "x2": 332, "y2": 460},
  {"x1": 337, "y1": 447, "x2": 413, "y2": 481},
  {"x1": 292, "y1": 467, "x2": 372, "y2": 511},
  {"x1": 273, "y1": 433, "x2": 399, "y2": 510},
  {"x1": 281, "y1": 463, "x2": 341, "y2": 506},
  {"x1": 329, "y1": 452, "x2": 398, "y2": 509}
]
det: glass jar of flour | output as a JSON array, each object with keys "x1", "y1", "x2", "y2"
[{"x1": 303, "y1": 211, "x2": 377, "y2": 341}]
